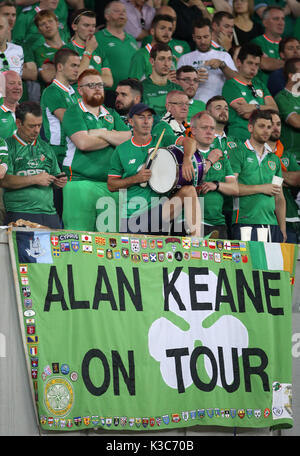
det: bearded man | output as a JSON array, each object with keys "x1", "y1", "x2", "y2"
[{"x1": 61, "y1": 69, "x2": 131, "y2": 231}]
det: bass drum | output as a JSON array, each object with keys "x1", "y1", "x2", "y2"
[
  {"x1": 146, "y1": 146, "x2": 205, "y2": 194},
  {"x1": 167, "y1": 145, "x2": 204, "y2": 189}
]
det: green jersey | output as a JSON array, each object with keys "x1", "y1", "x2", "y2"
[
  {"x1": 211, "y1": 133, "x2": 240, "y2": 213},
  {"x1": 129, "y1": 44, "x2": 161, "y2": 81},
  {"x1": 229, "y1": 139, "x2": 282, "y2": 225},
  {"x1": 108, "y1": 134, "x2": 176, "y2": 219},
  {"x1": 4, "y1": 134, "x2": 60, "y2": 214},
  {"x1": 212, "y1": 133, "x2": 240, "y2": 156},
  {"x1": 0, "y1": 137, "x2": 8, "y2": 170},
  {"x1": 251, "y1": 34, "x2": 281, "y2": 86},
  {"x1": 0, "y1": 104, "x2": 16, "y2": 139},
  {"x1": 95, "y1": 28, "x2": 139, "y2": 90},
  {"x1": 40, "y1": 79, "x2": 79, "y2": 165},
  {"x1": 33, "y1": 42, "x2": 64, "y2": 94},
  {"x1": 200, "y1": 146, "x2": 235, "y2": 225},
  {"x1": 254, "y1": 0, "x2": 295, "y2": 37},
  {"x1": 274, "y1": 141, "x2": 300, "y2": 223},
  {"x1": 33, "y1": 42, "x2": 63, "y2": 70},
  {"x1": 274, "y1": 88, "x2": 300, "y2": 161},
  {"x1": 187, "y1": 99, "x2": 206, "y2": 122},
  {"x1": 62, "y1": 100, "x2": 129, "y2": 182},
  {"x1": 13, "y1": 0, "x2": 70, "y2": 49},
  {"x1": 129, "y1": 40, "x2": 190, "y2": 81},
  {"x1": 142, "y1": 77, "x2": 183, "y2": 118},
  {"x1": 141, "y1": 35, "x2": 191, "y2": 57},
  {"x1": 222, "y1": 76, "x2": 272, "y2": 141},
  {"x1": 63, "y1": 39, "x2": 110, "y2": 75}
]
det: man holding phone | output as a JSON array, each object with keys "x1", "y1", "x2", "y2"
[{"x1": 0, "y1": 101, "x2": 67, "y2": 229}]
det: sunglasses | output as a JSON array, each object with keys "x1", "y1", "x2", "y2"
[
  {"x1": 0, "y1": 53, "x2": 9, "y2": 69},
  {"x1": 248, "y1": 83, "x2": 258, "y2": 98}
]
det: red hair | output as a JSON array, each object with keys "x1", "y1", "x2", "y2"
[{"x1": 78, "y1": 69, "x2": 102, "y2": 86}]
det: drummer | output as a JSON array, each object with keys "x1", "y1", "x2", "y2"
[{"x1": 108, "y1": 103, "x2": 222, "y2": 236}]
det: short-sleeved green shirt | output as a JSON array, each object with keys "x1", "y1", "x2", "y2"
[
  {"x1": 4, "y1": 134, "x2": 61, "y2": 214},
  {"x1": 229, "y1": 139, "x2": 282, "y2": 225},
  {"x1": 33, "y1": 42, "x2": 64, "y2": 93},
  {"x1": 187, "y1": 99, "x2": 206, "y2": 122},
  {"x1": 254, "y1": 0, "x2": 295, "y2": 37},
  {"x1": 0, "y1": 104, "x2": 16, "y2": 139},
  {"x1": 222, "y1": 76, "x2": 272, "y2": 141},
  {"x1": 142, "y1": 77, "x2": 183, "y2": 118},
  {"x1": 274, "y1": 141, "x2": 300, "y2": 222},
  {"x1": 129, "y1": 44, "x2": 160, "y2": 81},
  {"x1": 129, "y1": 40, "x2": 190, "y2": 81},
  {"x1": 63, "y1": 39, "x2": 111, "y2": 75},
  {"x1": 141, "y1": 35, "x2": 191, "y2": 57},
  {"x1": 211, "y1": 133, "x2": 240, "y2": 213},
  {"x1": 212, "y1": 133, "x2": 240, "y2": 156},
  {"x1": 13, "y1": 0, "x2": 70, "y2": 49},
  {"x1": 62, "y1": 100, "x2": 130, "y2": 182},
  {"x1": 275, "y1": 88, "x2": 300, "y2": 161},
  {"x1": 200, "y1": 147, "x2": 235, "y2": 225},
  {"x1": 33, "y1": 42, "x2": 62, "y2": 70},
  {"x1": 108, "y1": 134, "x2": 176, "y2": 219},
  {"x1": 251, "y1": 34, "x2": 281, "y2": 86},
  {"x1": 41, "y1": 79, "x2": 79, "y2": 165},
  {"x1": 95, "y1": 28, "x2": 139, "y2": 90}
]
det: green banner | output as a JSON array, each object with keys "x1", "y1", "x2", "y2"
[{"x1": 9, "y1": 229, "x2": 296, "y2": 432}]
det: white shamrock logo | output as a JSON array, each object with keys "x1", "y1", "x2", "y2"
[{"x1": 148, "y1": 270, "x2": 249, "y2": 390}]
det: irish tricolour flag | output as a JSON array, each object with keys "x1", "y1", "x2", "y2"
[{"x1": 249, "y1": 241, "x2": 297, "y2": 284}]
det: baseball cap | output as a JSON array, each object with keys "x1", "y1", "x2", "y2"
[{"x1": 128, "y1": 103, "x2": 156, "y2": 118}]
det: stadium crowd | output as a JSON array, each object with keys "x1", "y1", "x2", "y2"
[{"x1": 0, "y1": 0, "x2": 300, "y2": 243}]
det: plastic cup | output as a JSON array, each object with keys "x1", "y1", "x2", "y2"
[
  {"x1": 257, "y1": 227, "x2": 269, "y2": 242},
  {"x1": 272, "y1": 176, "x2": 283, "y2": 186},
  {"x1": 240, "y1": 226, "x2": 252, "y2": 241}
]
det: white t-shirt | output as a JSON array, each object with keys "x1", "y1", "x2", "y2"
[
  {"x1": 177, "y1": 48, "x2": 237, "y2": 103},
  {"x1": 0, "y1": 42, "x2": 24, "y2": 75}
]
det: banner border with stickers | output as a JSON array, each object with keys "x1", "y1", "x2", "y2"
[{"x1": 8, "y1": 228, "x2": 296, "y2": 432}]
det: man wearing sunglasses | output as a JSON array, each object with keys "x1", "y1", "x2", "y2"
[
  {"x1": 61, "y1": 69, "x2": 131, "y2": 232},
  {"x1": 222, "y1": 43, "x2": 278, "y2": 141}
]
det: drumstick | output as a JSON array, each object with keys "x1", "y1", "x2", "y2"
[
  {"x1": 146, "y1": 128, "x2": 166, "y2": 168},
  {"x1": 140, "y1": 129, "x2": 166, "y2": 187}
]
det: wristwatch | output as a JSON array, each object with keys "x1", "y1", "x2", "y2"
[
  {"x1": 219, "y1": 61, "x2": 226, "y2": 70},
  {"x1": 213, "y1": 180, "x2": 220, "y2": 191}
]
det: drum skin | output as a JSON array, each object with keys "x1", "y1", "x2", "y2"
[{"x1": 147, "y1": 148, "x2": 178, "y2": 194}]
